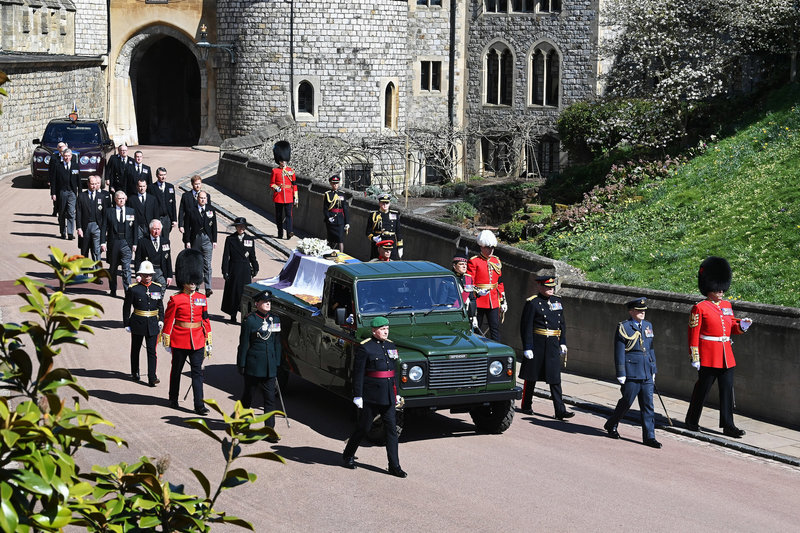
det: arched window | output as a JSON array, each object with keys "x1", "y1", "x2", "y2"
[
  {"x1": 530, "y1": 43, "x2": 560, "y2": 107},
  {"x1": 298, "y1": 81, "x2": 314, "y2": 115},
  {"x1": 484, "y1": 43, "x2": 513, "y2": 106},
  {"x1": 384, "y1": 82, "x2": 398, "y2": 130}
]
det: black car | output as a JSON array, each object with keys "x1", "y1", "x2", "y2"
[{"x1": 31, "y1": 117, "x2": 115, "y2": 188}]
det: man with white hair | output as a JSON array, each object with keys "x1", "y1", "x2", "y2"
[
  {"x1": 467, "y1": 230, "x2": 507, "y2": 341},
  {"x1": 50, "y1": 148, "x2": 80, "y2": 240}
]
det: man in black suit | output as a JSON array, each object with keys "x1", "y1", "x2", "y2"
[
  {"x1": 101, "y1": 191, "x2": 136, "y2": 297},
  {"x1": 127, "y1": 150, "x2": 153, "y2": 195},
  {"x1": 47, "y1": 141, "x2": 67, "y2": 216},
  {"x1": 105, "y1": 144, "x2": 134, "y2": 195},
  {"x1": 182, "y1": 191, "x2": 217, "y2": 296},
  {"x1": 128, "y1": 178, "x2": 163, "y2": 242},
  {"x1": 148, "y1": 167, "x2": 177, "y2": 236},
  {"x1": 50, "y1": 148, "x2": 81, "y2": 240},
  {"x1": 76, "y1": 175, "x2": 111, "y2": 261},
  {"x1": 178, "y1": 175, "x2": 211, "y2": 235},
  {"x1": 135, "y1": 219, "x2": 173, "y2": 291}
]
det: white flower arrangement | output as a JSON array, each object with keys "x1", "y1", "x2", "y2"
[{"x1": 295, "y1": 238, "x2": 334, "y2": 257}]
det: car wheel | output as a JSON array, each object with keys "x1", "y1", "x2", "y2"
[{"x1": 469, "y1": 399, "x2": 514, "y2": 434}]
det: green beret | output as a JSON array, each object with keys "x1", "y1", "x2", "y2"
[{"x1": 370, "y1": 317, "x2": 389, "y2": 328}]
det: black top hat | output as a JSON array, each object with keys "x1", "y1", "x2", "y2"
[
  {"x1": 273, "y1": 140, "x2": 291, "y2": 164},
  {"x1": 254, "y1": 289, "x2": 272, "y2": 303},
  {"x1": 175, "y1": 249, "x2": 204, "y2": 287},
  {"x1": 626, "y1": 297, "x2": 648, "y2": 310},
  {"x1": 230, "y1": 216, "x2": 250, "y2": 227},
  {"x1": 698, "y1": 256, "x2": 732, "y2": 296},
  {"x1": 535, "y1": 275, "x2": 557, "y2": 287}
]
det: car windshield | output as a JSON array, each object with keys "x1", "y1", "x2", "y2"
[
  {"x1": 355, "y1": 275, "x2": 463, "y2": 315},
  {"x1": 42, "y1": 123, "x2": 102, "y2": 145}
]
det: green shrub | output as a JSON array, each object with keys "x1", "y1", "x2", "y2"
[{"x1": 446, "y1": 201, "x2": 477, "y2": 220}]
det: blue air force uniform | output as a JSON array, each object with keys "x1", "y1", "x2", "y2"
[
  {"x1": 605, "y1": 299, "x2": 658, "y2": 442},
  {"x1": 237, "y1": 309, "x2": 282, "y2": 427}
]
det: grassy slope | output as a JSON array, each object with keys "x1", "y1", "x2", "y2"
[{"x1": 525, "y1": 84, "x2": 800, "y2": 307}]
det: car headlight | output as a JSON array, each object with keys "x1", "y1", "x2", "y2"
[
  {"x1": 90, "y1": 156, "x2": 99, "y2": 164},
  {"x1": 408, "y1": 365, "x2": 424, "y2": 382},
  {"x1": 44, "y1": 155, "x2": 51, "y2": 164},
  {"x1": 489, "y1": 360, "x2": 504, "y2": 376},
  {"x1": 33, "y1": 156, "x2": 41, "y2": 163},
  {"x1": 80, "y1": 156, "x2": 89, "y2": 165}
]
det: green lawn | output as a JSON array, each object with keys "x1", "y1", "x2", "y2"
[{"x1": 522, "y1": 84, "x2": 800, "y2": 307}]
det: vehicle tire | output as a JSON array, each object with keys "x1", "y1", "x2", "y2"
[
  {"x1": 470, "y1": 399, "x2": 514, "y2": 434},
  {"x1": 366, "y1": 408, "x2": 404, "y2": 444}
]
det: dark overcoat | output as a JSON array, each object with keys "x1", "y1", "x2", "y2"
[
  {"x1": 221, "y1": 233, "x2": 259, "y2": 315},
  {"x1": 237, "y1": 312, "x2": 281, "y2": 377},
  {"x1": 518, "y1": 293, "x2": 567, "y2": 384}
]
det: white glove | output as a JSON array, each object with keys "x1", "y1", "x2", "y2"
[
  {"x1": 206, "y1": 344, "x2": 213, "y2": 356},
  {"x1": 471, "y1": 316, "x2": 478, "y2": 329},
  {"x1": 617, "y1": 376, "x2": 626, "y2": 384},
  {"x1": 653, "y1": 374, "x2": 656, "y2": 382},
  {"x1": 158, "y1": 321, "x2": 164, "y2": 330},
  {"x1": 125, "y1": 326, "x2": 131, "y2": 333},
  {"x1": 740, "y1": 317, "x2": 753, "y2": 331},
  {"x1": 523, "y1": 350, "x2": 534, "y2": 360},
  {"x1": 692, "y1": 361, "x2": 700, "y2": 371},
  {"x1": 344, "y1": 224, "x2": 350, "y2": 231},
  {"x1": 372, "y1": 236, "x2": 381, "y2": 243},
  {"x1": 353, "y1": 397, "x2": 363, "y2": 409},
  {"x1": 328, "y1": 217, "x2": 335, "y2": 223},
  {"x1": 500, "y1": 301, "x2": 508, "y2": 313},
  {"x1": 396, "y1": 395, "x2": 402, "y2": 404},
  {"x1": 476, "y1": 289, "x2": 490, "y2": 297},
  {"x1": 560, "y1": 344, "x2": 568, "y2": 355},
  {"x1": 398, "y1": 248, "x2": 404, "y2": 258}
]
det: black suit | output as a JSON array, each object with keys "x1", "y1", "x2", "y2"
[
  {"x1": 127, "y1": 163, "x2": 153, "y2": 196},
  {"x1": 76, "y1": 189, "x2": 111, "y2": 260},
  {"x1": 178, "y1": 190, "x2": 212, "y2": 231},
  {"x1": 183, "y1": 204, "x2": 217, "y2": 291},
  {"x1": 105, "y1": 155, "x2": 135, "y2": 194},
  {"x1": 135, "y1": 235, "x2": 173, "y2": 289},
  {"x1": 342, "y1": 336, "x2": 401, "y2": 470},
  {"x1": 127, "y1": 191, "x2": 163, "y2": 242},
  {"x1": 149, "y1": 181, "x2": 177, "y2": 235},
  {"x1": 51, "y1": 159, "x2": 80, "y2": 238},
  {"x1": 101, "y1": 206, "x2": 136, "y2": 294}
]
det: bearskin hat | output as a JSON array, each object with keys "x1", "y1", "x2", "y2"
[
  {"x1": 273, "y1": 140, "x2": 291, "y2": 164},
  {"x1": 476, "y1": 229, "x2": 498, "y2": 248},
  {"x1": 175, "y1": 249, "x2": 204, "y2": 288},
  {"x1": 698, "y1": 256, "x2": 731, "y2": 296}
]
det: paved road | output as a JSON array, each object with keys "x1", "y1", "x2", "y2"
[{"x1": 2, "y1": 147, "x2": 799, "y2": 532}]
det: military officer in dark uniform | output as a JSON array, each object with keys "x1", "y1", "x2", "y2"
[
  {"x1": 237, "y1": 290, "x2": 282, "y2": 433},
  {"x1": 149, "y1": 167, "x2": 176, "y2": 236},
  {"x1": 123, "y1": 261, "x2": 165, "y2": 386},
  {"x1": 323, "y1": 175, "x2": 350, "y2": 251},
  {"x1": 222, "y1": 217, "x2": 260, "y2": 323},
  {"x1": 135, "y1": 219, "x2": 173, "y2": 292},
  {"x1": 342, "y1": 316, "x2": 406, "y2": 478},
  {"x1": 603, "y1": 297, "x2": 661, "y2": 448},
  {"x1": 452, "y1": 254, "x2": 477, "y2": 329},
  {"x1": 101, "y1": 191, "x2": 136, "y2": 297},
  {"x1": 366, "y1": 193, "x2": 403, "y2": 260},
  {"x1": 105, "y1": 144, "x2": 134, "y2": 195},
  {"x1": 368, "y1": 239, "x2": 394, "y2": 262},
  {"x1": 518, "y1": 275, "x2": 574, "y2": 420}
]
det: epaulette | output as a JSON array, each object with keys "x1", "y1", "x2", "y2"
[
  {"x1": 469, "y1": 254, "x2": 480, "y2": 260},
  {"x1": 360, "y1": 337, "x2": 372, "y2": 344},
  {"x1": 128, "y1": 283, "x2": 137, "y2": 289},
  {"x1": 151, "y1": 281, "x2": 162, "y2": 287},
  {"x1": 527, "y1": 294, "x2": 537, "y2": 301}
]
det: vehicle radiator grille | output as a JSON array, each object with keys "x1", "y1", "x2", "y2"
[{"x1": 428, "y1": 357, "x2": 487, "y2": 389}]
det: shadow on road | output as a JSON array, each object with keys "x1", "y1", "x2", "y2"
[{"x1": 519, "y1": 412, "x2": 602, "y2": 437}]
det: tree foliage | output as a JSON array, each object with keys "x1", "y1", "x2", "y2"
[{"x1": 0, "y1": 248, "x2": 283, "y2": 532}]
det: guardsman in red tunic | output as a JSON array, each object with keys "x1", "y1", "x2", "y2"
[
  {"x1": 270, "y1": 140, "x2": 298, "y2": 240},
  {"x1": 685, "y1": 257, "x2": 752, "y2": 438},
  {"x1": 466, "y1": 230, "x2": 506, "y2": 341},
  {"x1": 162, "y1": 249, "x2": 213, "y2": 415}
]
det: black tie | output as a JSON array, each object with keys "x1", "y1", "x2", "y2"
[
  {"x1": 90, "y1": 192, "x2": 94, "y2": 202},
  {"x1": 153, "y1": 238, "x2": 159, "y2": 250}
]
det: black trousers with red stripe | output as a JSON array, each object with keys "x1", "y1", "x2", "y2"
[{"x1": 521, "y1": 380, "x2": 567, "y2": 417}]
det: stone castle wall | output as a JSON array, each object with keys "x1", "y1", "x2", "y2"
[{"x1": 74, "y1": 0, "x2": 107, "y2": 55}]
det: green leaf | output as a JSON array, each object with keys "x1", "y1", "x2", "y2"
[
  {"x1": 184, "y1": 418, "x2": 222, "y2": 442},
  {"x1": 240, "y1": 451, "x2": 286, "y2": 464},
  {"x1": 190, "y1": 468, "x2": 211, "y2": 498},
  {"x1": 11, "y1": 469, "x2": 53, "y2": 496},
  {"x1": 217, "y1": 514, "x2": 255, "y2": 530},
  {"x1": 0, "y1": 483, "x2": 19, "y2": 532},
  {"x1": 220, "y1": 468, "x2": 256, "y2": 490},
  {"x1": 138, "y1": 515, "x2": 163, "y2": 528}
]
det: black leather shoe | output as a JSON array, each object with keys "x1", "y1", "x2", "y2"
[
  {"x1": 388, "y1": 465, "x2": 407, "y2": 478},
  {"x1": 518, "y1": 407, "x2": 533, "y2": 415},
  {"x1": 60, "y1": 233, "x2": 66, "y2": 240},
  {"x1": 556, "y1": 411, "x2": 575, "y2": 420},
  {"x1": 169, "y1": 400, "x2": 179, "y2": 409},
  {"x1": 131, "y1": 374, "x2": 140, "y2": 382},
  {"x1": 723, "y1": 426, "x2": 746, "y2": 438},
  {"x1": 643, "y1": 438, "x2": 662, "y2": 449},
  {"x1": 342, "y1": 455, "x2": 356, "y2": 469},
  {"x1": 604, "y1": 422, "x2": 620, "y2": 439},
  {"x1": 287, "y1": 232, "x2": 294, "y2": 239},
  {"x1": 148, "y1": 378, "x2": 160, "y2": 387},
  {"x1": 685, "y1": 421, "x2": 700, "y2": 431},
  {"x1": 195, "y1": 406, "x2": 209, "y2": 416},
  {"x1": 205, "y1": 289, "x2": 213, "y2": 297},
  {"x1": 67, "y1": 235, "x2": 74, "y2": 240}
]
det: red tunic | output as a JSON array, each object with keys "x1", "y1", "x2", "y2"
[
  {"x1": 162, "y1": 291, "x2": 212, "y2": 350},
  {"x1": 270, "y1": 166, "x2": 297, "y2": 204},
  {"x1": 688, "y1": 299, "x2": 744, "y2": 368},
  {"x1": 466, "y1": 253, "x2": 504, "y2": 309}
]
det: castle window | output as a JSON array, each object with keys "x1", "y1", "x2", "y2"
[
  {"x1": 537, "y1": 0, "x2": 561, "y2": 13},
  {"x1": 485, "y1": 0, "x2": 509, "y2": 13},
  {"x1": 511, "y1": 0, "x2": 536, "y2": 12},
  {"x1": 420, "y1": 61, "x2": 442, "y2": 92},
  {"x1": 527, "y1": 135, "x2": 560, "y2": 178},
  {"x1": 481, "y1": 136, "x2": 514, "y2": 176},
  {"x1": 417, "y1": 0, "x2": 442, "y2": 5},
  {"x1": 530, "y1": 43, "x2": 560, "y2": 107},
  {"x1": 298, "y1": 81, "x2": 314, "y2": 115},
  {"x1": 384, "y1": 82, "x2": 398, "y2": 130},
  {"x1": 484, "y1": 43, "x2": 513, "y2": 106}
]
